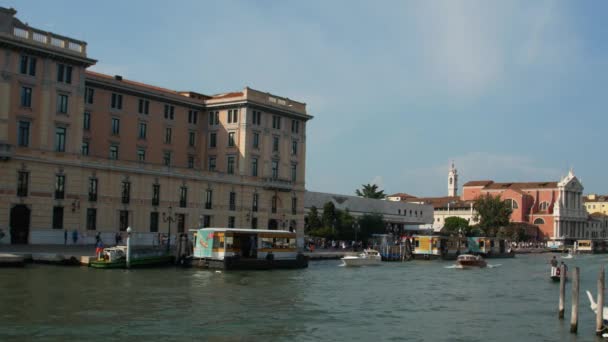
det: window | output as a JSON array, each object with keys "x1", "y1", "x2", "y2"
[
  {"x1": 88, "y1": 178, "x2": 98, "y2": 202},
  {"x1": 57, "y1": 94, "x2": 68, "y2": 113},
  {"x1": 138, "y1": 99, "x2": 149, "y2": 114},
  {"x1": 539, "y1": 201, "x2": 550, "y2": 211},
  {"x1": 273, "y1": 136, "x2": 279, "y2": 153},
  {"x1": 18, "y1": 121, "x2": 30, "y2": 147},
  {"x1": 81, "y1": 141, "x2": 89, "y2": 156},
  {"x1": 533, "y1": 218, "x2": 545, "y2": 225},
  {"x1": 252, "y1": 157, "x2": 258, "y2": 177},
  {"x1": 188, "y1": 110, "x2": 198, "y2": 124},
  {"x1": 292, "y1": 197, "x2": 297, "y2": 215},
  {"x1": 138, "y1": 122, "x2": 147, "y2": 139},
  {"x1": 180, "y1": 187, "x2": 188, "y2": 208},
  {"x1": 229, "y1": 192, "x2": 236, "y2": 211},
  {"x1": 189, "y1": 131, "x2": 196, "y2": 147},
  {"x1": 55, "y1": 127, "x2": 66, "y2": 152},
  {"x1": 291, "y1": 164, "x2": 297, "y2": 182},
  {"x1": 228, "y1": 216, "x2": 235, "y2": 228},
  {"x1": 56, "y1": 64, "x2": 72, "y2": 84},
  {"x1": 83, "y1": 111, "x2": 91, "y2": 130},
  {"x1": 164, "y1": 104, "x2": 175, "y2": 120},
  {"x1": 111, "y1": 118, "x2": 120, "y2": 135},
  {"x1": 111, "y1": 93, "x2": 123, "y2": 109},
  {"x1": 227, "y1": 156, "x2": 235, "y2": 174},
  {"x1": 109, "y1": 145, "x2": 119, "y2": 160},
  {"x1": 86, "y1": 208, "x2": 97, "y2": 230},
  {"x1": 505, "y1": 198, "x2": 519, "y2": 209},
  {"x1": 208, "y1": 111, "x2": 219, "y2": 125},
  {"x1": 119, "y1": 210, "x2": 129, "y2": 231},
  {"x1": 188, "y1": 155, "x2": 195, "y2": 169},
  {"x1": 137, "y1": 149, "x2": 146, "y2": 162},
  {"x1": 85, "y1": 87, "x2": 94, "y2": 104},
  {"x1": 272, "y1": 115, "x2": 281, "y2": 129},
  {"x1": 164, "y1": 127, "x2": 172, "y2": 144},
  {"x1": 55, "y1": 175, "x2": 65, "y2": 199},
  {"x1": 121, "y1": 181, "x2": 130, "y2": 204},
  {"x1": 272, "y1": 160, "x2": 279, "y2": 179},
  {"x1": 203, "y1": 215, "x2": 211, "y2": 228},
  {"x1": 253, "y1": 132, "x2": 260, "y2": 149},
  {"x1": 163, "y1": 151, "x2": 171, "y2": 166},
  {"x1": 272, "y1": 196, "x2": 277, "y2": 213},
  {"x1": 208, "y1": 157, "x2": 216, "y2": 171},
  {"x1": 152, "y1": 184, "x2": 160, "y2": 206},
  {"x1": 17, "y1": 171, "x2": 28, "y2": 197},
  {"x1": 52, "y1": 206, "x2": 64, "y2": 229},
  {"x1": 251, "y1": 217, "x2": 258, "y2": 229},
  {"x1": 20, "y1": 86, "x2": 32, "y2": 107},
  {"x1": 227, "y1": 109, "x2": 238, "y2": 123},
  {"x1": 252, "y1": 110, "x2": 262, "y2": 125},
  {"x1": 291, "y1": 120, "x2": 300, "y2": 134},
  {"x1": 252, "y1": 193, "x2": 259, "y2": 212},
  {"x1": 291, "y1": 140, "x2": 298, "y2": 155},
  {"x1": 228, "y1": 132, "x2": 235, "y2": 147},
  {"x1": 205, "y1": 189, "x2": 213, "y2": 209},
  {"x1": 149, "y1": 212, "x2": 159, "y2": 232},
  {"x1": 178, "y1": 214, "x2": 187, "y2": 233},
  {"x1": 20, "y1": 55, "x2": 36, "y2": 76},
  {"x1": 209, "y1": 132, "x2": 217, "y2": 148}
]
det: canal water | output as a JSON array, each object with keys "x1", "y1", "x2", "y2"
[{"x1": 1, "y1": 253, "x2": 607, "y2": 341}]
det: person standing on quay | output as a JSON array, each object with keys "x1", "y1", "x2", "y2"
[
  {"x1": 64, "y1": 230, "x2": 68, "y2": 245},
  {"x1": 72, "y1": 229, "x2": 78, "y2": 245}
]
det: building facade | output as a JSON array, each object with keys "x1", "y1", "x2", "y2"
[
  {"x1": 584, "y1": 194, "x2": 608, "y2": 215},
  {"x1": 0, "y1": 8, "x2": 312, "y2": 246}
]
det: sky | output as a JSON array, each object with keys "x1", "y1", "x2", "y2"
[{"x1": 5, "y1": 0, "x2": 608, "y2": 197}]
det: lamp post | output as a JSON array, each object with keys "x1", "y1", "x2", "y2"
[{"x1": 162, "y1": 206, "x2": 176, "y2": 253}]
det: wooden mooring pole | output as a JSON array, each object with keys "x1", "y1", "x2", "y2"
[
  {"x1": 597, "y1": 265, "x2": 605, "y2": 336},
  {"x1": 570, "y1": 267, "x2": 580, "y2": 333},
  {"x1": 559, "y1": 264, "x2": 566, "y2": 319}
]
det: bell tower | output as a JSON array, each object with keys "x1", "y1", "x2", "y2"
[{"x1": 448, "y1": 161, "x2": 458, "y2": 197}]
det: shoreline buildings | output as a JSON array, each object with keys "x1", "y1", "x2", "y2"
[{"x1": 0, "y1": 7, "x2": 312, "y2": 245}]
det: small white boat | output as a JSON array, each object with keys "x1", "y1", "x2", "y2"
[
  {"x1": 561, "y1": 253, "x2": 573, "y2": 259},
  {"x1": 455, "y1": 254, "x2": 487, "y2": 269},
  {"x1": 341, "y1": 249, "x2": 382, "y2": 267}
]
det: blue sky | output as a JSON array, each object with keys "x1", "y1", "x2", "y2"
[{"x1": 6, "y1": 0, "x2": 608, "y2": 197}]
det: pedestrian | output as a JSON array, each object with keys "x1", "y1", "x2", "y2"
[
  {"x1": 71, "y1": 229, "x2": 78, "y2": 244},
  {"x1": 550, "y1": 256, "x2": 558, "y2": 267},
  {"x1": 95, "y1": 232, "x2": 101, "y2": 245},
  {"x1": 64, "y1": 230, "x2": 68, "y2": 245},
  {"x1": 115, "y1": 232, "x2": 121, "y2": 246},
  {"x1": 95, "y1": 239, "x2": 104, "y2": 259}
]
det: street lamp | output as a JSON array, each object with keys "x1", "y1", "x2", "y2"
[{"x1": 162, "y1": 206, "x2": 176, "y2": 253}]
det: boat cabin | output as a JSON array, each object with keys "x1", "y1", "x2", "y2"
[{"x1": 413, "y1": 235, "x2": 444, "y2": 258}]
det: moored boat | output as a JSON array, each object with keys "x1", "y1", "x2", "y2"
[
  {"x1": 89, "y1": 246, "x2": 174, "y2": 269},
  {"x1": 455, "y1": 254, "x2": 487, "y2": 269},
  {"x1": 341, "y1": 249, "x2": 382, "y2": 267},
  {"x1": 550, "y1": 266, "x2": 568, "y2": 282}
]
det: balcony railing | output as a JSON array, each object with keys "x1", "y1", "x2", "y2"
[
  {"x1": 263, "y1": 178, "x2": 293, "y2": 192},
  {"x1": 12, "y1": 27, "x2": 86, "y2": 55}
]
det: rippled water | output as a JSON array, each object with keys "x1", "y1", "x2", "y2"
[{"x1": 1, "y1": 254, "x2": 607, "y2": 341}]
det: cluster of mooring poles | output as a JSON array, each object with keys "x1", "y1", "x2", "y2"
[{"x1": 558, "y1": 264, "x2": 605, "y2": 335}]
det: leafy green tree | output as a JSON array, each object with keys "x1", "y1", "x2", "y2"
[
  {"x1": 473, "y1": 194, "x2": 512, "y2": 236},
  {"x1": 358, "y1": 213, "x2": 385, "y2": 241},
  {"x1": 441, "y1": 216, "x2": 471, "y2": 236},
  {"x1": 355, "y1": 184, "x2": 386, "y2": 199},
  {"x1": 321, "y1": 202, "x2": 338, "y2": 230},
  {"x1": 305, "y1": 206, "x2": 322, "y2": 234}
]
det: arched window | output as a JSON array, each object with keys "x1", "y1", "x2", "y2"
[
  {"x1": 533, "y1": 218, "x2": 545, "y2": 225},
  {"x1": 449, "y1": 178, "x2": 453, "y2": 185},
  {"x1": 504, "y1": 198, "x2": 519, "y2": 209},
  {"x1": 539, "y1": 201, "x2": 549, "y2": 211}
]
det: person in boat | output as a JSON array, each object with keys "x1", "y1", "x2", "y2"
[
  {"x1": 95, "y1": 240, "x2": 104, "y2": 259},
  {"x1": 550, "y1": 256, "x2": 558, "y2": 268}
]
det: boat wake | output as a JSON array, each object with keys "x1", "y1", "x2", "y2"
[
  {"x1": 487, "y1": 264, "x2": 502, "y2": 268},
  {"x1": 444, "y1": 265, "x2": 460, "y2": 269}
]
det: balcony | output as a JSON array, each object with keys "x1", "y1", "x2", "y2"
[
  {"x1": 0, "y1": 143, "x2": 14, "y2": 161},
  {"x1": 11, "y1": 26, "x2": 86, "y2": 55},
  {"x1": 262, "y1": 178, "x2": 293, "y2": 192}
]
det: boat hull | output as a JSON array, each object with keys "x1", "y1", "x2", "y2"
[
  {"x1": 191, "y1": 255, "x2": 309, "y2": 270},
  {"x1": 341, "y1": 257, "x2": 381, "y2": 267},
  {"x1": 90, "y1": 255, "x2": 174, "y2": 269},
  {"x1": 456, "y1": 261, "x2": 487, "y2": 269}
]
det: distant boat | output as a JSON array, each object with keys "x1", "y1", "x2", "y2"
[
  {"x1": 90, "y1": 246, "x2": 174, "y2": 269},
  {"x1": 550, "y1": 266, "x2": 568, "y2": 282},
  {"x1": 561, "y1": 253, "x2": 573, "y2": 259},
  {"x1": 585, "y1": 290, "x2": 608, "y2": 325},
  {"x1": 455, "y1": 254, "x2": 487, "y2": 269},
  {"x1": 341, "y1": 249, "x2": 382, "y2": 267}
]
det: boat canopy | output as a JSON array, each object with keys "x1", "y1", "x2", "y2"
[{"x1": 190, "y1": 227, "x2": 296, "y2": 236}]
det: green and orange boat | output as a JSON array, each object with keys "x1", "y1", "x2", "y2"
[{"x1": 89, "y1": 246, "x2": 174, "y2": 269}]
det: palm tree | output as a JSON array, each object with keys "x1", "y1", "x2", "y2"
[{"x1": 355, "y1": 184, "x2": 386, "y2": 199}]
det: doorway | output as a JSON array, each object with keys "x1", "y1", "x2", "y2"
[{"x1": 10, "y1": 205, "x2": 30, "y2": 244}]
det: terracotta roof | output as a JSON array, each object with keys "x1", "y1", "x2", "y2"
[
  {"x1": 485, "y1": 182, "x2": 558, "y2": 190},
  {"x1": 463, "y1": 180, "x2": 494, "y2": 187},
  {"x1": 85, "y1": 71, "x2": 186, "y2": 96},
  {"x1": 405, "y1": 196, "x2": 472, "y2": 209},
  {"x1": 210, "y1": 91, "x2": 244, "y2": 100},
  {"x1": 388, "y1": 193, "x2": 417, "y2": 199}
]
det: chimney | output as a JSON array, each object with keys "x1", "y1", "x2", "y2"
[{"x1": 114, "y1": 75, "x2": 123, "y2": 81}]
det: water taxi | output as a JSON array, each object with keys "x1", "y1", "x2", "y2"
[
  {"x1": 550, "y1": 266, "x2": 567, "y2": 282},
  {"x1": 191, "y1": 228, "x2": 308, "y2": 270},
  {"x1": 89, "y1": 246, "x2": 174, "y2": 269},
  {"x1": 341, "y1": 249, "x2": 382, "y2": 267},
  {"x1": 455, "y1": 254, "x2": 487, "y2": 269}
]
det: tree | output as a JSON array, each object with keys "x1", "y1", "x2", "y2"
[
  {"x1": 358, "y1": 213, "x2": 385, "y2": 241},
  {"x1": 473, "y1": 194, "x2": 512, "y2": 236},
  {"x1": 305, "y1": 206, "x2": 322, "y2": 234},
  {"x1": 441, "y1": 216, "x2": 471, "y2": 236},
  {"x1": 321, "y1": 202, "x2": 338, "y2": 231},
  {"x1": 355, "y1": 184, "x2": 386, "y2": 199}
]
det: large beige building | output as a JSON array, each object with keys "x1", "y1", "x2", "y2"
[{"x1": 0, "y1": 8, "x2": 312, "y2": 246}]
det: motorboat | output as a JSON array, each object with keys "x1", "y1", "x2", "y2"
[
  {"x1": 341, "y1": 249, "x2": 382, "y2": 267},
  {"x1": 550, "y1": 266, "x2": 568, "y2": 282},
  {"x1": 455, "y1": 254, "x2": 487, "y2": 269}
]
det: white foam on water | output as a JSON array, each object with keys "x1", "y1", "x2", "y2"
[{"x1": 487, "y1": 264, "x2": 502, "y2": 268}]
